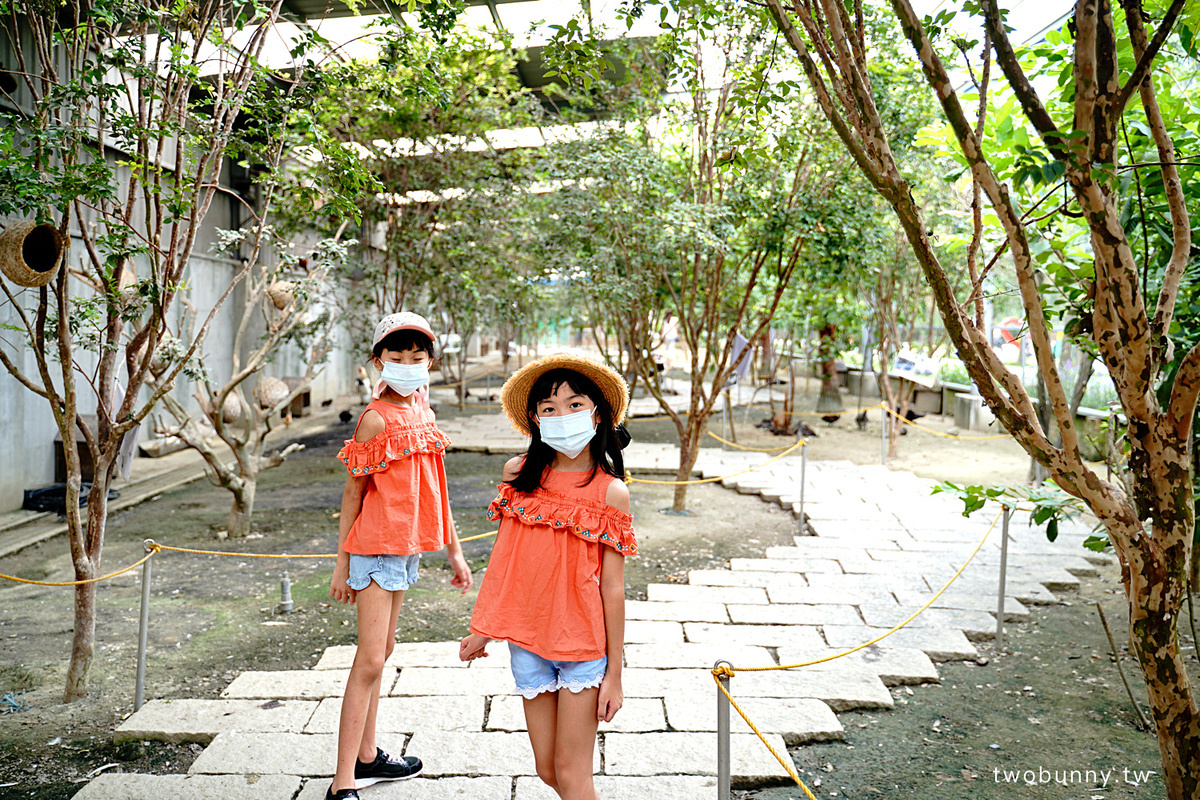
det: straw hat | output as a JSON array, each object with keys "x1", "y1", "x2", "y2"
[
  {"x1": 0, "y1": 221, "x2": 63, "y2": 288},
  {"x1": 501, "y1": 353, "x2": 629, "y2": 436}
]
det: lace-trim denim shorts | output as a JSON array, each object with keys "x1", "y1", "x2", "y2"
[
  {"x1": 347, "y1": 553, "x2": 420, "y2": 592},
  {"x1": 508, "y1": 643, "x2": 607, "y2": 699}
]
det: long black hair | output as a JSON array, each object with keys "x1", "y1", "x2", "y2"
[{"x1": 508, "y1": 368, "x2": 625, "y2": 493}]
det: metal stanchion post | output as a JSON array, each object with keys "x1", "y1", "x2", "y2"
[
  {"x1": 135, "y1": 539, "x2": 155, "y2": 711},
  {"x1": 798, "y1": 444, "x2": 807, "y2": 535},
  {"x1": 996, "y1": 506, "x2": 1011, "y2": 648},
  {"x1": 880, "y1": 407, "x2": 887, "y2": 466},
  {"x1": 715, "y1": 660, "x2": 732, "y2": 800}
]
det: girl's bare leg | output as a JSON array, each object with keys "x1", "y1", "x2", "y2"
[
  {"x1": 523, "y1": 691, "x2": 560, "y2": 792},
  {"x1": 332, "y1": 582, "x2": 405, "y2": 791},
  {"x1": 552, "y1": 687, "x2": 601, "y2": 800},
  {"x1": 357, "y1": 588, "x2": 405, "y2": 762}
]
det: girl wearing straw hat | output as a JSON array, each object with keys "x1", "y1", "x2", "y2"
[
  {"x1": 460, "y1": 354, "x2": 635, "y2": 800},
  {"x1": 327, "y1": 312, "x2": 474, "y2": 800}
]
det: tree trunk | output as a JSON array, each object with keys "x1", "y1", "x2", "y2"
[
  {"x1": 671, "y1": 428, "x2": 702, "y2": 513},
  {"x1": 227, "y1": 479, "x2": 257, "y2": 538},
  {"x1": 816, "y1": 324, "x2": 844, "y2": 413},
  {"x1": 64, "y1": 576, "x2": 97, "y2": 701},
  {"x1": 1110, "y1": 512, "x2": 1200, "y2": 798},
  {"x1": 64, "y1": 472, "x2": 111, "y2": 701}
]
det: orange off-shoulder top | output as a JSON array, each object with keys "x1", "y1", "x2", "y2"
[
  {"x1": 469, "y1": 466, "x2": 636, "y2": 661},
  {"x1": 336, "y1": 399, "x2": 453, "y2": 556}
]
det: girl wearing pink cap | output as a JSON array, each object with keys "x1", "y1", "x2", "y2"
[{"x1": 325, "y1": 312, "x2": 473, "y2": 800}]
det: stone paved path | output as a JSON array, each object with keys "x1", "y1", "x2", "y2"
[{"x1": 74, "y1": 413, "x2": 1106, "y2": 800}]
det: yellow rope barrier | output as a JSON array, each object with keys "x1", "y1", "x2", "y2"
[
  {"x1": 706, "y1": 510, "x2": 1001, "y2": 794},
  {"x1": 152, "y1": 542, "x2": 337, "y2": 558},
  {"x1": 625, "y1": 438, "x2": 806, "y2": 486},
  {"x1": 0, "y1": 530, "x2": 504, "y2": 588},
  {"x1": 705, "y1": 430, "x2": 802, "y2": 452},
  {"x1": 880, "y1": 404, "x2": 1012, "y2": 441},
  {"x1": 0, "y1": 548, "x2": 159, "y2": 587}
]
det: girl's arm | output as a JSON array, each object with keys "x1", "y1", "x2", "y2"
[
  {"x1": 329, "y1": 410, "x2": 384, "y2": 604},
  {"x1": 330, "y1": 473, "x2": 369, "y2": 604},
  {"x1": 445, "y1": 514, "x2": 473, "y2": 594},
  {"x1": 458, "y1": 457, "x2": 523, "y2": 661},
  {"x1": 598, "y1": 478, "x2": 630, "y2": 722}
]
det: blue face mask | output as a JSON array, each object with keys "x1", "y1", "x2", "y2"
[
  {"x1": 379, "y1": 361, "x2": 428, "y2": 397},
  {"x1": 538, "y1": 408, "x2": 597, "y2": 458}
]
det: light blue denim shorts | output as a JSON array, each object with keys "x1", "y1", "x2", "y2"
[
  {"x1": 347, "y1": 553, "x2": 420, "y2": 592},
  {"x1": 508, "y1": 643, "x2": 607, "y2": 699}
]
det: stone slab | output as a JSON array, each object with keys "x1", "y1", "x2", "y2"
[
  {"x1": 116, "y1": 698, "x2": 318, "y2": 743},
  {"x1": 765, "y1": 584, "x2": 899, "y2": 606},
  {"x1": 393, "y1": 667, "x2": 514, "y2": 696},
  {"x1": 802, "y1": 572, "x2": 931, "y2": 595},
  {"x1": 646, "y1": 584, "x2": 769, "y2": 605},
  {"x1": 296, "y1": 777, "x2": 513, "y2": 800},
  {"x1": 626, "y1": 600, "x2": 730, "y2": 623},
  {"x1": 727, "y1": 603, "x2": 861, "y2": 627},
  {"x1": 729, "y1": 557, "x2": 843, "y2": 574},
  {"x1": 624, "y1": 643, "x2": 776, "y2": 669},
  {"x1": 189, "y1": 732, "x2": 404, "y2": 776},
  {"x1": 857, "y1": 604, "x2": 997, "y2": 640},
  {"x1": 682, "y1": 622, "x2": 826, "y2": 651},
  {"x1": 313, "y1": 641, "x2": 467, "y2": 670},
  {"x1": 820, "y1": 625, "x2": 977, "y2": 662},
  {"x1": 780, "y1": 645, "x2": 940, "y2": 686},
  {"x1": 405, "y1": 731, "x2": 596, "y2": 776},
  {"x1": 686, "y1": 569, "x2": 807, "y2": 588},
  {"x1": 724, "y1": 668, "x2": 894, "y2": 711},
  {"x1": 72, "y1": 773, "x2": 302, "y2": 800},
  {"x1": 221, "y1": 670, "x2": 393, "y2": 700},
  {"x1": 487, "y1": 694, "x2": 667, "y2": 733},
  {"x1": 304, "y1": 696, "x2": 482, "y2": 734},
  {"x1": 893, "y1": 589, "x2": 1030, "y2": 620},
  {"x1": 604, "y1": 732, "x2": 793, "y2": 782},
  {"x1": 516, "y1": 775, "x2": 718, "y2": 800},
  {"x1": 626, "y1": 619, "x2": 686, "y2": 644},
  {"x1": 663, "y1": 695, "x2": 843, "y2": 743}
]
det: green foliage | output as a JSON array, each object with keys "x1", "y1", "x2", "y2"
[{"x1": 932, "y1": 480, "x2": 1086, "y2": 544}]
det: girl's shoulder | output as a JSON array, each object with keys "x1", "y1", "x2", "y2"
[
  {"x1": 354, "y1": 408, "x2": 387, "y2": 443},
  {"x1": 501, "y1": 456, "x2": 523, "y2": 483},
  {"x1": 603, "y1": 477, "x2": 630, "y2": 513}
]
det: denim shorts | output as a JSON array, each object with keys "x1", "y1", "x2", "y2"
[
  {"x1": 347, "y1": 553, "x2": 420, "y2": 592},
  {"x1": 508, "y1": 643, "x2": 607, "y2": 699}
]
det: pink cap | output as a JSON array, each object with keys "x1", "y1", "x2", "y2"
[{"x1": 372, "y1": 311, "x2": 435, "y2": 348}]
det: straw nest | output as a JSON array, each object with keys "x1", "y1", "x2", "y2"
[{"x1": 0, "y1": 220, "x2": 64, "y2": 288}]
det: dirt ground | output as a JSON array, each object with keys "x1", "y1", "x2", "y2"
[{"x1": 0, "y1": 384, "x2": 1183, "y2": 800}]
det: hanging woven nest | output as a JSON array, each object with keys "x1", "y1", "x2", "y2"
[
  {"x1": 267, "y1": 281, "x2": 295, "y2": 310},
  {"x1": 221, "y1": 393, "x2": 244, "y2": 424},
  {"x1": 254, "y1": 376, "x2": 290, "y2": 409},
  {"x1": 0, "y1": 220, "x2": 64, "y2": 288}
]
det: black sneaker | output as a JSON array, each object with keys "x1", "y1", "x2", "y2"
[
  {"x1": 324, "y1": 786, "x2": 359, "y2": 800},
  {"x1": 354, "y1": 747, "x2": 423, "y2": 788}
]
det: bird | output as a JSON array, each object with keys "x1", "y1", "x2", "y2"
[
  {"x1": 320, "y1": 398, "x2": 333, "y2": 407},
  {"x1": 821, "y1": 414, "x2": 840, "y2": 425},
  {"x1": 855, "y1": 410, "x2": 868, "y2": 430},
  {"x1": 339, "y1": 410, "x2": 353, "y2": 424},
  {"x1": 796, "y1": 421, "x2": 818, "y2": 438}
]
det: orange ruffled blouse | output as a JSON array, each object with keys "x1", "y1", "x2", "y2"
[
  {"x1": 469, "y1": 466, "x2": 636, "y2": 661},
  {"x1": 336, "y1": 399, "x2": 453, "y2": 556}
]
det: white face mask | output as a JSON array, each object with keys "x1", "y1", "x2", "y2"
[
  {"x1": 538, "y1": 408, "x2": 597, "y2": 459},
  {"x1": 379, "y1": 361, "x2": 428, "y2": 397}
]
